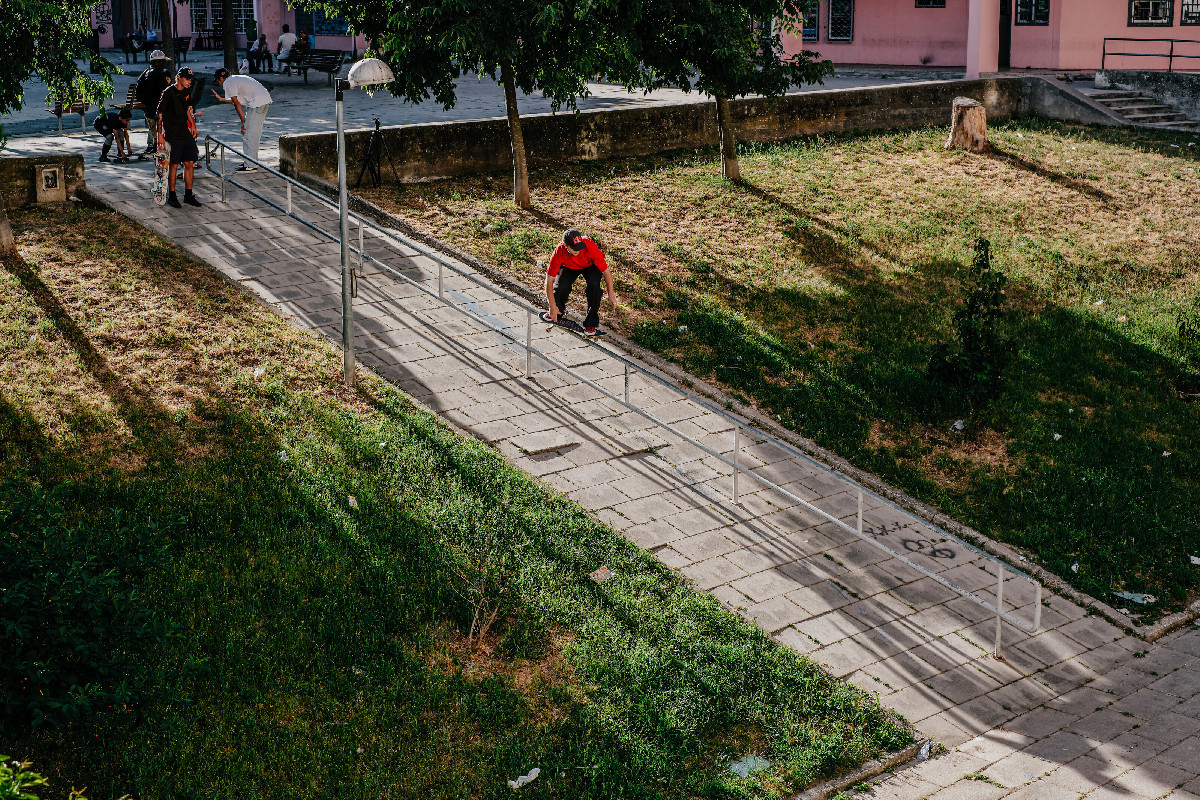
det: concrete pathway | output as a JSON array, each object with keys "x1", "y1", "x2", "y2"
[{"x1": 32, "y1": 148, "x2": 1200, "y2": 800}]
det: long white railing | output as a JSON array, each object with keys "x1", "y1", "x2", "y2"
[{"x1": 204, "y1": 136, "x2": 1042, "y2": 649}]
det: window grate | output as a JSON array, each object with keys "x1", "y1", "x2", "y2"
[
  {"x1": 1180, "y1": 0, "x2": 1199, "y2": 22},
  {"x1": 1129, "y1": 0, "x2": 1174, "y2": 24},
  {"x1": 829, "y1": 0, "x2": 854, "y2": 41},
  {"x1": 803, "y1": 6, "x2": 819, "y2": 41},
  {"x1": 916, "y1": 0, "x2": 946, "y2": 7},
  {"x1": 1015, "y1": 0, "x2": 1050, "y2": 24}
]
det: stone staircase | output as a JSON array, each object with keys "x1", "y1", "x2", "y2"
[{"x1": 1083, "y1": 88, "x2": 1200, "y2": 131}]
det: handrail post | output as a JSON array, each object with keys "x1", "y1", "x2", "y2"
[
  {"x1": 1169, "y1": 39, "x2": 1175, "y2": 72},
  {"x1": 624, "y1": 362, "x2": 630, "y2": 405},
  {"x1": 732, "y1": 425, "x2": 741, "y2": 503},
  {"x1": 993, "y1": 562, "x2": 1005, "y2": 659},
  {"x1": 438, "y1": 261, "x2": 444, "y2": 300},
  {"x1": 857, "y1": 489, "x2": 863, "y2": 536},
  {"x1": 358, "y1": 218, "x2": 364, "y2": 273},
  {"x1": 525, "y1": 309, "x2": 532, "y2": 379},
  {"x1": 286, "y1": 183, "x2": 292, "y2": 215},
  {"x1": 220, "y1": 144, "x2": 226, "y2": 203},
  {"x1": 1101, "y1": 39, "x2": 1106, "y2": 71}
]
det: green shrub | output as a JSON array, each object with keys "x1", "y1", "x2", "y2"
[
  {"x1": 930, "y1": 237, "x2": 1013, "y2": 403},
  {"x1": 0, "y1": 479, "x2": 170, "y2": 729}
]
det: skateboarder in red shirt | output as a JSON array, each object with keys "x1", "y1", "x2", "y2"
[{"x1": 543, "y1": 229, "x2": 619, "y2": 335}]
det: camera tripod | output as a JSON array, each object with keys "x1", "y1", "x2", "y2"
[{"x1": 355, "y1": 117, "x2": 400, "y2": 188}]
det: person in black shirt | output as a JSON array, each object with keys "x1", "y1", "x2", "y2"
[
  {"x1": 94, "y1": 108, "x2": 133, "y2": 162},
  {"x1": 157, "y1": 67, "x2": 201, "y2": 208},
  {"x1": 136, "y1": 51, "x2": 173, "y2": 154}
]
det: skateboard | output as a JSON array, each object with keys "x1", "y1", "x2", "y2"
[
  {"x1": 540, "y1": 311, "x2": 607, "y2": 339},
  {"x1": 152, "y1": 142, "x2": 170, "y2": 206}
]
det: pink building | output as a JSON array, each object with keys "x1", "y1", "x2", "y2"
[
  {"x1": 781, "y1": 0, "x2": 1200, "y2": 77},
  {"x1": 91, "y1": 0, "x2": 366, "y2": 56}
]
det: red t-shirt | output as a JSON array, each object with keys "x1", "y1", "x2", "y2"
[{"x1": 546, "y1": 238, "x2": 608, "y2": 277}]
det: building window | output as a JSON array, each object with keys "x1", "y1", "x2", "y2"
[
  {"x1": 205, "y1": 0, "x2": 254, "y2": 33},
  {"x1": 829, "y1": 0, "x2": 854, "y2": 41},
  {"x1": 916, "y1": 0, "x2": 946, "y2": 7},
  {"x1": 1184, "y1": 0, "x2": 1200, "y2": 22},
  {"x1": 1015, "y1": 0, "x2": 1050, "y2": 24},
  {"x1": 803, "y1": 6, "x2": 819, "y2": 40},
  {"x1": 1129, "y1": 0, "x2": 1174, "y2": 24},
  {"x1": 293, "y1": 8, "x2": 351, "y2": 36}
]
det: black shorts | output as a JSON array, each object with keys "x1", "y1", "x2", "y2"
[{"x1": 168, "y1": 136, "x2": 199, "y2": 165}]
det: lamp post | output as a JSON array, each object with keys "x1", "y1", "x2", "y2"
[{"x1": 337, "y1": 57, "x2": 395, "y2": 386}]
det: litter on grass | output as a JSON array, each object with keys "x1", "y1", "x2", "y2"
[
  {"x1": 918, "y1": 741, "x2": 932, "y2": 761},
  {"x1": 252, "y1": 367, "x2": 265, "y2": 378},
  {"x1": 1163, "y1": 451, "x2": 1172, "y2": 457},
  {"x1": 728, "y1": 755, "x2": 772, "y2": 777},
  {"x1": 952, "y1": 419, "x2": 965, "y2": 432},
  {"x1": 348, "y1": 495, "x2": 359, "y2": 510},
  {"x1": 507, "y1": 767, "x2": 540, "y2": 790},
  {"x1": 589, "y1": 565, "x2": 614, "y2": 583},
  {"x1": 1113, "y1": 591, "x2": 1156, "y2": 605},
  {"x1": 1071, "y1": 562, "x2": 1079, "y2": 573},
  {"x1": 1190, "y1": 555, "x2": 1200, "y2": 566},
  {"x1": 1117, "y1": 315, "x2": 1128, "y2": 323},
  {"x1": 278, "y1": 450, "x2": 288, "y2": 462},
  {"x1": 1054, "y1": 433, "x2": 1062, "y2": 441}
]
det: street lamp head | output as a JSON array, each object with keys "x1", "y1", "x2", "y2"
[{"x1": 346, "y1": 58, "x2": 395, "y2": 89}]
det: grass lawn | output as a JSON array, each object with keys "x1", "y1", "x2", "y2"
[
  {"x1": 0, "y1": 205, "x2": 909, "y2": 799},
  {"x1": 360, "y1": 119, "x2": 1200, "y2": 620}
]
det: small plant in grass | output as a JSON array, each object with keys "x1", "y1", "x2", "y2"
[
  {"x1": 929, "y1": 238, "x2": 1013, "y2": 404},
  {"x1": 1177, "y1": 294, "x2": 1200, "y2": 362},
  {"x1": 445, "y1": 510, "x2": 516, "y2": 652}
]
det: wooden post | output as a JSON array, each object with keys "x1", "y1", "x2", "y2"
[{"x1": 945, "y1": 97, "x2": 991, "y2": 153}]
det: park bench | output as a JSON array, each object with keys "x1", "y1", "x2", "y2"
[
  {"x1": 47, "y1": 99, "x2": 90, "y2": 134},
  {"x1": 118, "y1": 35, "x2": 142, "y2": 64},
  {"x1": 299, "y1": 49, "x2": 347, "y2": 86},
  {"x1": 278, "y1": 42, "x2": 310, "y2": 76},
  {"x1": 111, "y1": 84, "x2": 145, "y2": 113}
]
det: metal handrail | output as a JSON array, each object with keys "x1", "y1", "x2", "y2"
[
  {"x1": 1102, "y1": 37, "x2": 1200, "y2": 72},
  {"x1": 203, "y1": 136, "x2": 1043, "y2": 643}
]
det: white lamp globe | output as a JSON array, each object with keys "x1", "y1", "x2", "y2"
[{"x1": 347, "y1": 57, "x2": 395, "y2": 89}]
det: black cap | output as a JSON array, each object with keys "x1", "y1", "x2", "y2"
[
  {"x1": 563, "y1": 229, "x2": 585, "y2": 250},
  {"x1": 177, "y1": 67, "x2": 194, "y2": 80},
  {"x1": 214, "y1": 67, "x2": 230, "y2": 81}
]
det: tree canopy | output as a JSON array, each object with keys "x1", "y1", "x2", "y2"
[
  {"x1": 0, "y1": 0, "x2": 117, "y2": 119},
  {"x1": 305, "y1": 0, "x2": 829, "y2": 202}
]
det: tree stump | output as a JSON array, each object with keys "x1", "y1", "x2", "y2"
[{"x1": 944, "y1": 96, "x2": 991, "y2": 153}]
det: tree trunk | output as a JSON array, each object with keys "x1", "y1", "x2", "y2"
[
  {"x1": 222, "y1": 0, "x2": 238, "y2": 72},
  {"x1": 157, "y1": 0, "x2": 175, "y2": 61},
  {"x1": 500, "y1": 60, "x2": 531, "y2": 209},
  {"x1": 945, "y1": 97, "x2": 991, "y2": 153},
  {"x1": 0, "y1": 190, "x2": 16, "y2": 259},
  {"x1": 715, "y1": 94, "x2": 741, "y2": 182}
]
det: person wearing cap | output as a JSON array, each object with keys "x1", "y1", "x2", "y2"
[
  {"x1": 212, "y1": 69, "x2": 272, "y2": 171},
  {"x1": 157, "y1": 67, "x2": 201, "y2": 208},
  {"x1": 135, "y1": 50, "x2": 173, "y2": 154},
  {"x1": 543, "y1": 229, "x2": 619, "y2": 335}
]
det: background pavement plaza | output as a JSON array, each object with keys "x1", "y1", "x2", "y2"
[{"x1": 6, "y1": 58, "x2": 1199, "y2": 800}]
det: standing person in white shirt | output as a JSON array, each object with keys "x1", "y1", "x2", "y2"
[
  {"x1": 276, "y1": 24, "x2": 298, "y2": 75},
  {"x1": 212, "y1": 69, "x2": 273, "y2": 171}
]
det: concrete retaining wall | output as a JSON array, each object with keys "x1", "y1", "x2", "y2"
[
  {"x1": 0, "y1": 155, "x2": 87, "y2": 206},
  {"x1": 279, "y1": 76, "x2": 1111, "y2": 184},
  {"x1": 1096, "y1": 69, "x2": 1200, "y2": 122}
]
